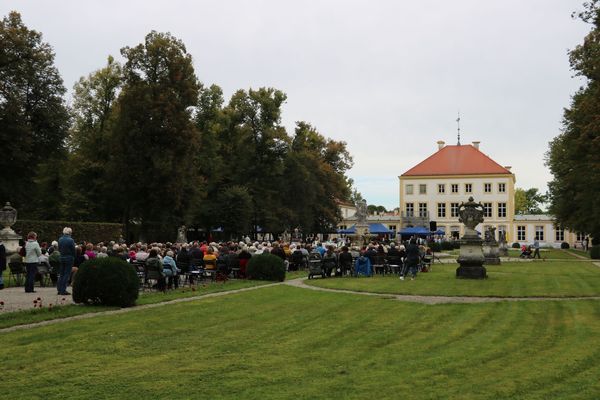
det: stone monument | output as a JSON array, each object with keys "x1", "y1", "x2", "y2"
[
  {"x1": 176, "y1": 225, "x2": 188, "y2": 243},
  {"x1": 498, "y1": 230, "x2": 509, "y2": 257},
  {"x1": 456, "y1": 197, "x2": 487, "y2": 279},
  {"x1": 482, "y1": 226, "x2": 501, "y2": 265},
  {"x1": 0, "y1": 202, "x2": 22, "y2": 254},
  {"x1": 351, "y1": 199, "x2": 371, "y2": 246}
]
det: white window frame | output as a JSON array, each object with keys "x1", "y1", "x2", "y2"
[
  {"x1": 437, "y1": 203, "x2": 446, "y2": 218},
  {"x1": 498, "y1": 202, "x2": 507, "y2": 218},
  {"x1": 517, "y1": 226, "x2": 526, "y2": 241}
]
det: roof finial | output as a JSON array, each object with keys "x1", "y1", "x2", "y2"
[{"x1": 456, "y1": 111, "x2": 461, "y2": 145}]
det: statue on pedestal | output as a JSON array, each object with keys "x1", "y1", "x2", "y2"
[
  {"x1": 0, "y1": 202, "x2": 22, "y2": 254},
  {"x1": 176, "y1": 225, "x2": 188, "y2": 243},
  {"x1": 456, "y1": 197, "x2": 487, "y2": 279},
  {"x1": 483, "y1": 226, "x2": 501, "y2": 265}
]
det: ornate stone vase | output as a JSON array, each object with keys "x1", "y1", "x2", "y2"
[
  {"x1": 456, "y1": 197, "x2": 487, "y2": 279},
  {"x1": 0, "y1": 202, "x2": 22, "y2": 254}
]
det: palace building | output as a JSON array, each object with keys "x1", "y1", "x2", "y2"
[{"x1": 338, "y1": 140, "x2": 584, "y2": 248}]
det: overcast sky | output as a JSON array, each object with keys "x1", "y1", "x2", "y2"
[{"x1": 1, "y1": 1, "x2": 591, "y2": 209}]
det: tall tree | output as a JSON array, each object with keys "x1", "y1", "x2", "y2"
[
  {"x1": 514, "y1": 188, "x2": 547, "y2": 215},
  {"x1": 0, "y1": 11, "x2": 69, "y2": 216},
  {"x1": 109, "y1": 31, "x2": 201, "y2": 234},
  {"x1": 546, "y1": 2, "x2": 600, "y2": 240},
  {"x1": 64, "y1": 56, "x2": 123, "y2": 220}
]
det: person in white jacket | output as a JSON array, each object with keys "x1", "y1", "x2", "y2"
[{"x1": 24, "y1": 232, "x2": 42, "y2": 293}]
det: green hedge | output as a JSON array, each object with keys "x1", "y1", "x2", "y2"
[
  {"x1": 13, "y1": 220, "x2": 123, "y2": 244},
  {"x1": 591, "y1": 246, "x2": 600, "y2": 260}
]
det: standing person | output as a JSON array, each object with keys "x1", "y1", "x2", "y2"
[
  {"x1": 57, "y1": 227, "x2": 76, "y2": 295},
  {"x1": 583, "y1": 236, "x2": 589, "y2": 252},
  {"x1": 24, "y1": 232, "x2": 42, "y2": 293},
  {"x1": 401, "y1": 239, "x2": 420, "y2": 281},
  {"x1": 0, "y1": 239, "x2": 6, "y2": 289},
  {"x1": 533, "y1": 239, "x2": 541, "y2": 259}
]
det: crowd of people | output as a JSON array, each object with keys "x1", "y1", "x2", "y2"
[{"x1": 0, "y1": 227, "x2": 437, "y2": 293}]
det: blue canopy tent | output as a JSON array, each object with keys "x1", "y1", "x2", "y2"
[
  {"x1": 368, "y1": 223, "x2": 394, "y2": 235},
  {"x1": 432, "y1": 229, "x2": 445, "y2": 235},
  {"x1": 337, "y1": 223, "x2": 394, "y2": 235},
  {"x1": 338, "y1": 226, "x2": 356, "y2": 234},
  {"x1": 398, "y1": 226, "x2": 431, "y2": 237}
]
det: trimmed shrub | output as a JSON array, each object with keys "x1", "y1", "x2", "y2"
[
  {"x1": 73, "y1": 257, "x2": 139, "y2": 307},
  {"x1": 427, "y1": 241, "x2": 442, "y2": 252},
  {"x1": 560, "y1": 242, "x2": 570, "y2": 249},
  {"x1": 14, "y1": 220, "x2": 123, "y2": 245},
  {"x1": 512, "y1": 242, "x2": 521, "y2": 249},
  {"x1": 247, "y1": 253, "x2": 286, "y2": 282},
  {"x1": 591, "y1": 246, "x2": 600, "y2": 260},
  {"x1": 440, "y1": 241, "x2": 455, "y2": 251}
]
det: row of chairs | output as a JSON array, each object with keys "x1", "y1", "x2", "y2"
[
  {"x1": 129, "y1": 259, "x2": 227, "y2": 291},
  {"x1": 6, "y1": 261, "x2": 57, "y2": 287}
]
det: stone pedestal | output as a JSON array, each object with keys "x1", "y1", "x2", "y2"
[
  {"x1": 456, "y1": 236, "x2": 487, "y2": 279},
  {"x1": 350, "y1": 224, "x2": 371, "y2": 247},
  {"x1": 498, "y1": 241, "x2": 508, "y2": 257},
  {"x1": 483, "y1": 241, "x2": 501, "y2": 265},
  {"x1": 0, "y1": 227, "x2": 21, "y2": 255}
]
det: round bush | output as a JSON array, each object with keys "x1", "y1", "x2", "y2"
[
  {"x1": 512, "y1": 242, "x2": 521, "y2": 249},
  {"x1": 427, "y1": 241, "x2": 442, "y2": 252},
  {"x1": 440, "y1": 241, "x2": 455, "y2": 251},
  {"x1": 246, "y1": 253, "x2": 286, "y2": 282},
  {"x1": 73, "y1": 257, "x2": 139, "y2": 307},
  {"x1": 560, "y1": 242, "x2": 570, "y2": 249},
  {"x1": 591, "y1": 246, "x2": 600, "y2": 260}
]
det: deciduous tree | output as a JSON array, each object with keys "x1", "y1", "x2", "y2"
[
  {"x1": 547, "y1": 1, "x2": 600, "y2": 240},
  {"x1": 0, "y1": 11, "x2": 69, "y2": 216}
]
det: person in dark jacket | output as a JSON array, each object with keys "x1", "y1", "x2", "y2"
[
  {"x1": 57, "y1": 227, "x2": 76, "y2": 295},
  {"x1": 401, "y1": 239, "x2": 420, "y2": 281},
  {"x1": 338, "y1": 246, "x2": 353, "y2": 276}
]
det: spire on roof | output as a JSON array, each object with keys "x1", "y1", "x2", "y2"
[{"x1": 456, "y1": 111, "x2": 461, "y2": 145}]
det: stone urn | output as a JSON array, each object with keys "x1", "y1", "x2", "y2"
[
  {"x1": 0, "y1": 202, "x2": 22, "y2": 254},
  {"x1": 456, "y1": 197, "x2": 487, "y2": 279}
]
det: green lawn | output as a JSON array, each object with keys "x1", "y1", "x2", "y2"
[
  {"x1": 506, "y1": 248, "x2": 581, "y2": 259},
  {"x1": 442, "y1": 248, "x2": 578, "y2": 260},
  {"x1": 1, "y1": 286, "x2": 599, "y2": 399},
  {"x1": 0, "y1": 279, "x2": 269, "y2": 329},
  {"x1": 305, "y1": 261, "x2": 600, "y2": 297},
  {"x1": 568, "y1": 248, "x2": 592, "y2": 259}
]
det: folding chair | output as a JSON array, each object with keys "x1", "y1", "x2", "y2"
[
  {"x1": 36, "y1": 263, "x2": 52, "y2": 287},
  {"x1": 386, "y1": 255, "x2": 403, "y2": 275},
  {"x1": 372, "y1": 255, "x2": 386, "y2": 275},
  {"x1": 8, "y1": 261, "x2": 25, "y2": 287}
]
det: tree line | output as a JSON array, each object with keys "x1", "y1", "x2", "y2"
[
  {"x1": 0, "y1": 12, "x2": 354, "y2": 240},
  {"x1": 546, "y1": 1, "x2": 600, "y2": 243}
]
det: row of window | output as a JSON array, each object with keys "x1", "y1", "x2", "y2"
[
  {"x1": 517, "y1": 227, "x2": 587, "y2": 242},
  {"x1": 406, "y1": 202, "x2": 508, "y2": 219},
  {"x1": 405, "y1": 182, "x2": 506, "y2": 195}
]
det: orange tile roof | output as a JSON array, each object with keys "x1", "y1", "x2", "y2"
[{"x1": 401, "y1": 144, "x2": 512, "y2": 176}]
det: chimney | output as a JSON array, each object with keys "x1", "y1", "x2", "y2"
[
  {"x1": 472, "y1": 141, "x2": 480, "y2": 150},
  {"x1": 437, "y1": 140, "x2": 445, "y2": 150},
  {"x1": 504, "y1": 166, "x2": 512, "y2": 171}
]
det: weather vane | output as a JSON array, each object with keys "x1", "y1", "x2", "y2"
[{"x1": 456, "y1": 111, "x2": 461, "y2": 145}]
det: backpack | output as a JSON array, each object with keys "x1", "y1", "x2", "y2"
[{"x1": 19, "y1": 246, "x2": 26, "y2": 257}]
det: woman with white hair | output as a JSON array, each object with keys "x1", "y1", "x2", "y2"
[{"x1": 162, "y1": 250, "x2": 178, "y2": 289}]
